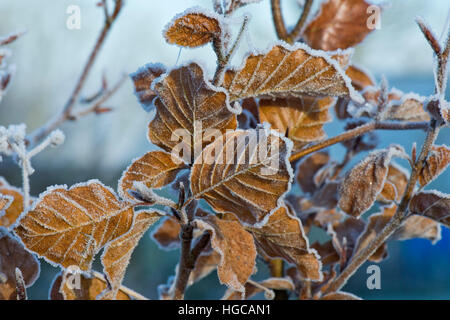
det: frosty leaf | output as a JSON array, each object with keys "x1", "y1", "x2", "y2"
[
  {"x1": 394, "y1": 215, "x2": 441, "y2": 243},
  {"x1": 50, "y1": 271, "x2": 132, "y2": 300},
  {"x1": 130, "y1": 63, "x2": 166, "y2": 110},
  {"x1": 311, "y1": 241, "x2": 340, "y2": 266},
  {"x1": 164, "y1": 10, "x2": 221, "y2": 48},
  {"x1": 0, "y1": 178, "x2": 24, "y2": 228},
  {"x1": 188, "y1": 249, "x2": 221, "y2": 286},
  {"x1": 259, "y1": 96, "x2": 334, "y2": 151},
  {"x1": 190, "y1": 127, "x2": 293, "y2": 225},
  {"x1": 118, "y1": 151, "x2": 187, "y2": 201},
  {"x1": 296, "y1": 151, "x2": 330, "y2": 194},
  {"x1": 409, "y1": 191, "x2": 450, "y2": 228},
  {"x1": 222, "y1": 44, "x2": 362, "y2": 102},
  {"x1": 100, "y1": 210, "x2": 161, "y2": 300},
  {"x1": 0, "y1": 229, "x2": 40, "y2": 300},
  {"x1": 0, "y1": 195, "x2": 10, "y2": 211},
  {"x1": 303, "y1": 0, "x2": 375, "y2": 51},
  {"x1": 418, "y1": 145, "x2": 450, "y2": 187},
  {"x1": 321, "y1": 291, "x2": 361, "y2": 300},
  {"x1": 313, "y1": 209, "x2": 345, "y2": 230},
  {"x1": 149, "y1": 62, "x2": 239, "y2": 158},
  {"x1": 339, "y1": 145, "x2": 404, "y2": 217},
  {"x1": 310, "y1": 181, "x2": 340, "y2": 210},
  {"x1": 14, "y1": 180, "x2": 136, "y2": 271},
  {"x1": 386, "y1": 94, "x2": 430, "y2": 122},
  {"x1": 329, "y1": 216, "x2": 365, "y2": 264},
  {"x1": 248, "y1": 205, "x2": 322, "y2": 281},
  {"x1": 378, "y1": 163, "x2": 409, "y2": 203},
  {"x1": 345, "y1": 65, "x2": 375, "y2": 91},
  {"x1": 151, "y1": 216, "x2": 182, "y2": 250},
  {"x1": 195, "y1": 214, "x2": 256, "y2": 292},
  {"x1": 223, "y1": 277, "x2": 294, "y2": 300}
]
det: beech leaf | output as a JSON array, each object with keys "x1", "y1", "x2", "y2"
[
  {"x1": 418, "y1": 145, "x2": 450, "y2": 187},
  {"x1": 223, "y1": 277, "x2": 294, "y2": 300},
  {"x1": 296, "y1": 151, "x2": 330, "y2": 194},
  {"x1": 377, "y1": 163, "x2": 409, "y2": 203},
  {"x1": 130, "y1": 63, "x2": 166, "y2": 110},
  {"x1": 0, "y1": 177, "x2": 24, "y2": 228},
  {"x1": 151, "y1": 216, "x2": 182, "y2": 250},
  {"x1": 409, "y1": 191, "x2": 450, "y2": 228}
]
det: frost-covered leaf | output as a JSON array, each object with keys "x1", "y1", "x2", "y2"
[
  {"x1": 378, "y1": 163, "x2": 409, "y2": 203},
  {"x1": 321, "y1": 291, "x2": 361, "y2": 300},
  {"x1": 259, "y1": 96, "x2": 334, "y2": 151},
  {"x1": 345, "y1": 65, "x2": 375, "y2": 91},
  {"x1": 195, "y1": 214, "x2": 256, "y2": 292},
  {"x1": 0, "y1": 229, "x2": 40, "y2": 300},
  {"x1": 100, "y1": 210, "x2": 161, "y2": 300},
  {"x1": 222, "y1": 44, "x2": 362, "y2": 102},
  {"x1": 329, "y1": 216, "x2": 365, "y2": 265},
  {"x1": 50, "y1": 271, "x2": 132, "y2": 300},
  {"x1": 303, "y1": 0, "x2": 376, "y2": 51},
  {"x1": 190, "y1": 127, "x2": 293, "y2": 225},
  {"x1": 248, "y1": 205, "x2": 322, "y2": 281},
  {"x1": 0, "y1": 195, "x2": 10, "y2": 211},
  {"x1": 296, "y1": 151, "x2": 330, "y2": 194},
  {"x1": 164, "y1": 9, "x2": 221, "y2": 48},
  {"x1": 386, "y1": 94, "x2": 430, "y2": 122},
  {"x1": 409, "y1": 191, "x2": 450, "y2": 228},
  {"x1": 0, "y1": 177, "x2": 24, "y2": 228},
  {"x1": 188, "y1": 249, "x2": 221, "y2": 286},
  {"x1": 130, "y1": 63, "x2": 166, "y2": 110},
  {"x1": 339, "y1": 145, "x2": 405, "y2": 217},
  {"x1": 222, "y1": 277, "x2": 294, "y2": 300},
  {"x1": 118, "y1": 151, "x2": 187, "y2": 201},
  {"x1": 418, "y1": 145, "x2": 450, "y2": 187},
  {"x1": 14, "y1": 180, "x2": 136, "y2": 271},
  {"x1": 149, "y1": 62, "x2": 239, "y2": 159},
  {"x1": 151, "y1": 216, "x2": 181, "y2": 250},
  {"x1": 311, "y1": 240, "x2": 340, "y2": 266}
]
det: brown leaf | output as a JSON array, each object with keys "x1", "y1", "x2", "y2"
[
  {"x1": 190, "y1": 127, "x2": 293, "y2": 225},
  {"x1": 14, "y1": 180, "x2": 136, "y2": 271},
  {"x1": 0, "y1": 178, "x2": 24, "y2": 228},
  {"x1": 151, "y1": 216, "x2": 182, "y2": 250},
  {"x1": 164, "y1": 11, "x2": 221, "y2": 48},
  {"x1": 303, "y1": 0, "x2": 375, "y2": 51},
  {"x1": 195, "y1": 214, "x2": 256, "y2": 292},
  {"x1": 130, "y1": 63, "x2": 166, "y2": 110},
  {"x1": 248, "y1": 205, "x2": 322, "y2": 281},
  {"x1": 378, "y1": 163, "x2": 409, "y2": 203},
  {"x1": 188, "y1": 249, "x2": 221, "y2": 286},
  {"x1": 0, "y1": 195, "x2": 10, "y2": 211},
  {"x1": 329, "y1": 216, "x2": 365, "y2": 265},
  {"x1": 409, "y1": 191, "x2": 450, "y2": 228},
  {"x1": 222, "y1": 44, "x2": 362, "y2": 102},
  {"x1": 50, "y1": 271, "x2": 132, "y2": 300},
  {"x1": 311, "y1": 180, "x2": 340, "y2": 210},
  {"x1": 418, "y1": 145, "x2": 450, "y2": 187},
  {"x1": 339, "y1": 145, "x2": 404, "y2": 217},
  {"x1": 296, "y1": 152, "x2": 330, "y2": 194},
  {"x1": 223, "y1": 277, "x2": 295, "y2": 300},
  {"x1": 321, "y1": 291, "x2": 361, "y2": 300},
  {"x1": 313, "y1": 209, "x2": 345, "y2": 229},
  {"x1": 0, "y1": 229, "x2": 40, "y2": 300},
  {"x1": 100, "y1": 210, "x2": 161, "y2": 299},
  {"x1": 148, "y1": 62, "x2": 239, "y2": 160},
  {"x1": 259, "y1": 96, "x2": 334, "y2": 151},
  {"x1": 118, "y1": 151, "x2": 187, "y2": 201},
  {"x1": 311, "y1": 240, "x2": 340, "y2": 266},
  {"x1": 386, "y1": 94, "x2": 430, "y2": 122},
  {"x1": 345, "y1": 65, "x2": 375, "y2": 91}
]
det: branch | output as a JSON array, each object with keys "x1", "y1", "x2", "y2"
[
  {"x1": 28, "y1": 0, "x2": 124, "y2": 146},
  {"x1": 270, "y1": 0, "x2": 288, "y2": 40},
  {"x1": 286, "y1": 0, "x2": 314, "y2": 44}
]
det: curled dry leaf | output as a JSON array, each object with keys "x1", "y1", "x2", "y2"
[
  {"x1": 223, "y1": 277, "x2": 295, "y2": 300},
  {"x1": 329, "y1": 217, "x2": 365, "y2": 265},
  {"x1": 130, "y1": 63, "x2": 166, "y2": 110},
  {"x1": 418, "y1": 145, "x2": 450, "y2": 187},
  {"x1": 310, "y1": 181, "x2": 340, "y2": 210},
  {"x1": 345, "y1": 65, "x2": 375, "y2": 91},
  {"x1": 248, "y1": 205, "x2": 322, "y2": 281},
  {"x1": 100, "y1": 210, "x2": 161, "y2": 300},
  {"x1": 378, "y1": 163, "x2": 409, "y2": 203},
  {"x1": 259, "y1": 96, "x2": 334, "y2": 152},
  {"x1": 0, "y1": 177, "x2": 24, "y2": 228},
  {"x1": 164, "y1": 10, "x2": 221, "y2": 48},
  {"x1": 320, "y1": 291, "x2": 361, "y2": 300},
  {"x1": 195, "y1": 214, "x2": 256, "y2": 292},
  {"x1": 148, "y1": 62, "x2": 238, "y2": 160},
  {"x1": 303, "y1": 0, "x2": 375, "y2": 51},
  {"x1": 409, "y1": 191, "x2": 450, "y2": 228},
  {"x1": 222, "y1": 44, "x2": 362, "y2": 102},
  {"x1": 152, "y1": 216, "x2": 182, "y2": 250},
  {"x1": 190, "y1": 127, "x2": 293, "y2": 225},
  {"x1": 296, "y1": 151, "x2": 330, "y2": 194},
  {"x1": 188, "y1": 249, "x2": 221, "y2": 286},
  {"x1": 311, "y1": 240, "x2": 340, "y2": 266},
  {"x1": 118, "y1": 150, "x2": 187, "y2": 201},
  {"x1": 0, "y1": 229, "x2": 40, "y2": 300},
  {"x1": 386, "y1": 94, "x2": 430, "y2": 122},
  {"x1": 14, "y1": 180, "x2": 136, "y2": 271},
  {"x1": 339, "y1": 145, "x2": 404, "y2": 217}
]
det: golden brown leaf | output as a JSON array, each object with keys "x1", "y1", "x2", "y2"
[
  {"x1": 321, "y1": 291, "x2": 361, "y2": 300},
  {"x1": 386, "y1": 94, "x2": 430, "y2": 122},
  {"x1": 303, "y1": 0, "x2": 375, "y2": 51},
  {"x1": 311, "y1": 240, "x2": 340, "y2": 266},
  {"x1": 345, "y1": 65, "x2": 375, "y2": 91},
  {"x1": 148, "y1": 62, "x2": 239, "y2": 159},
  {"x1": 222, "y1": 44, "x2": 362, "y2": 102},
  {"x1": 100, "y1": 210, "x2": 161, "y2": 299},
  {"x1": 223, "y1": 277, "x2": 295, "y2": 300},
  {"x1": 190, "y1": 127, "x2": 293, "y2": 225},
  {"x1": 339, "y1": 145, "x2": 404, "y2": 217},
  {"x1": 259, "y1": 96, "x2": 334, "y2": 151},
  {"x1": 164, "y1": 11, "x2": 221, "y2": 48},
  {"x1": 118, "y1": 151, "x2": 187, "y2": 201},
  {"x1": 151, "y1": 216, "x2": 182, "y2": 250},
  {"x1": 0, "y1": 229, "x2": 40, "y2": 300},
  {"x1": 195, "y1": 214, "x2": 256, "y2": 292},
  {"x1": 188, "y1": 249, "x2": 221, "y2": 286},
  {"x1": 296, "y1": 151, "x2": 330, "y2": 194},
  {"x1": 378, "y1": 163, "x2": 409, "y2": 203},
  {"x1": 409, "y1": 191, "x2": 450, "y2": 228},
  {"x1": 0, "y1": 177, "x2": 24, "y2": 228},
  {"x1": 130, "y1": 63, "x2": 166, "y2": 110},
  {"x1": 248, "y1": 205, "x2": 322, "y2": 281},
  {"x1": 14, "y1": 180, "x2": 136, "y2": 271},
  {"x1": 418, "y1": 145, "x2": 450, "y2": 187}
]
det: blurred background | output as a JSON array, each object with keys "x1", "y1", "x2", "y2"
[{"x1": 0, "y1": 0, "x2": 449, "y2": 299}]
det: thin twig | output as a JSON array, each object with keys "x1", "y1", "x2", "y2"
[
  {"x1": 286, "y1": 0, "x2": 314, "y2": 44},
  {"x1": 270, "y1": 0, "x2": 288, "y2": 40}
]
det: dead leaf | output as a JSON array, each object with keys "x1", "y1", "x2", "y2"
[
  {"x1": 223, "y1": 277, "x2": 294, "y2": 300},
  {"x1": 0, "y1": 178, "x2": 24, "y2": 228},
  {"x1": 311, "y1": 180, "x2": 340, "y2": 210},
  {"x1": 164, "y1": 11, "x2": 221, "y2": 48},
  {"x1": 248, "y1": 205, "x2": 322, "y2": 281},
  {"x1": 378, "y1": 163, "x2": 409, "y2": 203},
  {"x1": 321, "y1": 291, "x2": 361, "y2": 300},
  {"x1": 14, "y1": 180, "x2": 136, "y2": 271},
  {"x1": 311, "y1": 241, "x2": 340, "y2": 266},
  {"x1": 188, "y1": 249, "x2": 221, "y2": 286},
  {"x1": 100, "y1": 210, "x2": 161, "y2": 299},
  {"x1": 0, "y1": 229, "x2": 40, "y2": 300},
  {"x1": 118, "y1": 151, "x2": 187, "y2": 201},
  {"x1": 130, "y1": 63, "x2": 166, "y2": 110},
  {"x1": 296, "y1": 152, "x2": 330, "y2": 194},
  {"x1": 409, "y1": 191, "x2": 450, "y2": 228},
  {"x1": 329, "y1": 216, "x2": 365, "y2": 265},
  {"x1": 152, "y1": 216, "x2": 182, "y2": 250},
  {"x1": 259, "y1": 96, "x2": 334, "y2": 151},
  {"x1": 345, "y1": 65, "x2": 375, "y2": 91},
  {"x1": 222, "y1": 44, "x2": 361, "y2": 102},
  {"x1": 386, "y1": 95, "x2": 430, "y2": 122},
  {"x1": 339, "y1": 145, "x2": 404, "y2": 217},
  {"x1": 195, "y1": 214, "x2": 256, "y2": 292},
  {"x1": 418, "y1": 145, "x2": 450, "y2": 187},
  {"x1": 303, "y1": 0, "x2": 375, "y2": 51},
  {"x1": 148, "y1": 62, "x2": 239, "y2": 160}
]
